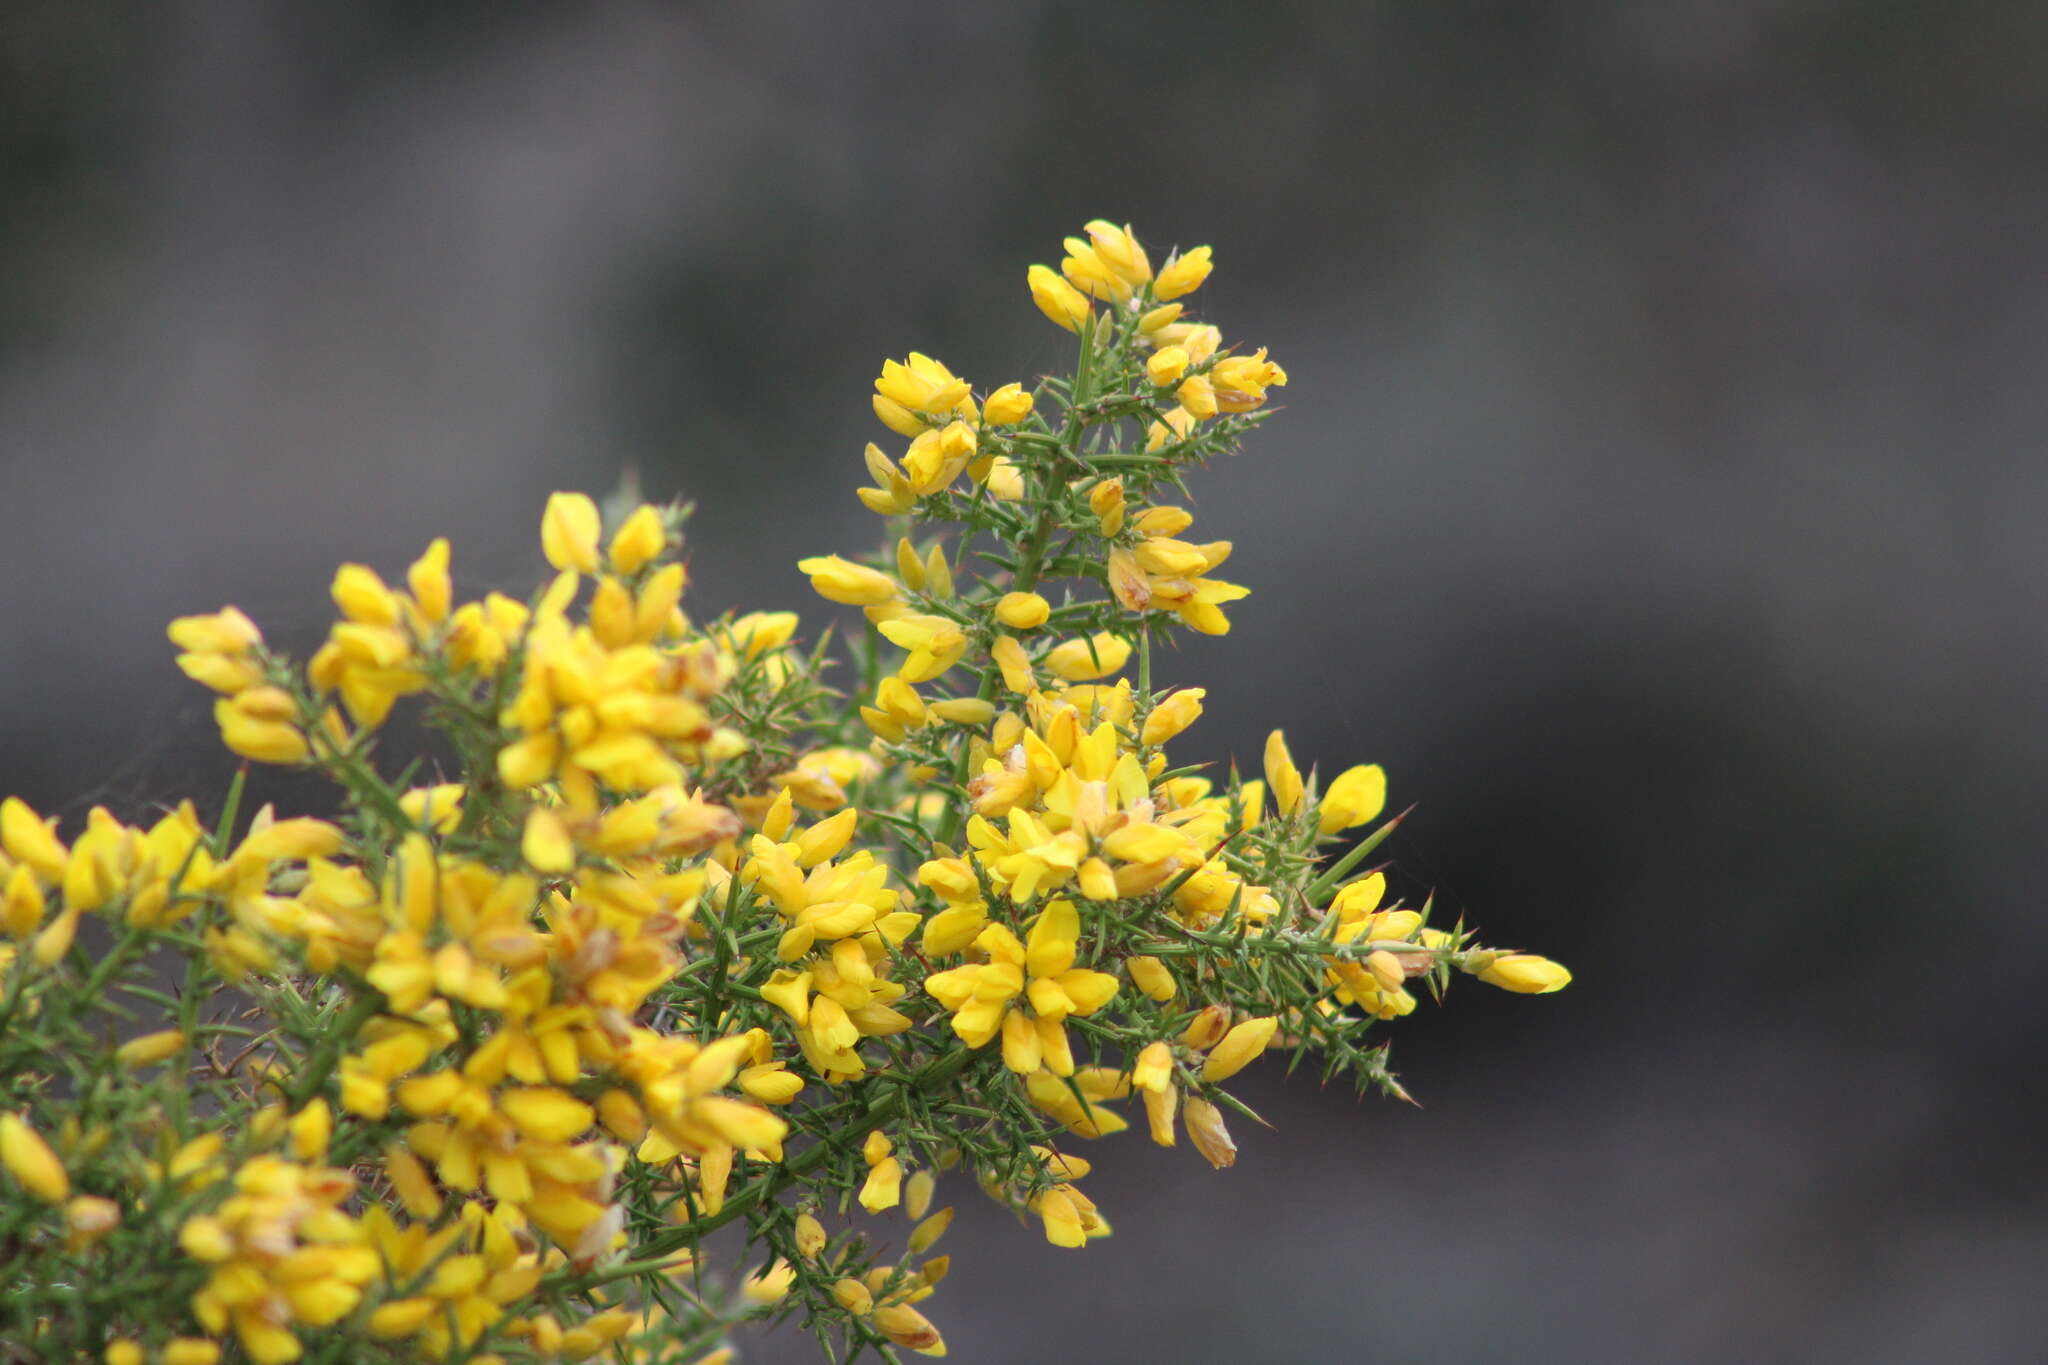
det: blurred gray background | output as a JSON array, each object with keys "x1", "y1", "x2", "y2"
[{"x1": 3, "y1": 3, "x2": 2044, "y2": 1361}]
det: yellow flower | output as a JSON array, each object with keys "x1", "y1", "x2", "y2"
[
  {"x1": 1153, "y1": 244, "x2": 1214, "y2": 300},
  {"x1": 876, "y1": 614, "x2": 968, "y2": 684},
  {"x1": 0, "y1": 797, "x2": 69, "y2": 879},
  {"x1": 924, "y1": 903, "x2": 1118, "y2": 1077},
  {"x1": 1318, "y1": 763, "x2": 1388, "y2": 834},
  {"x1": 1140, "y1": 688, "x2": 1205, "y2": 747},
  {"x1": 541, "y1": 491, "x2": 603, "y2": 574},
  {"x1": 213, "y1": 687, "x2": 309, "y2": 765},
  {"x1": 1083, "y1": 220, "x2": 1152, "y2": 288},
  {"x1": 797, "y1": 554, "x2": 899, "y2": 607},
  {"x1": 1, "y1": 1113, "x2": 69, "y2": 1203},
  {"x1": 406, "y1": 538, "x2": 452, "y2": 625},
  {"x1": 858, "y1": 1130, "x2": 903, "y2": 1213},
  {"x1": 1476, "y1": 954, "x2": 1572, "y2": 994},
  {"x1": 1125, "y1": 955, "x2": 1177, "y2": 1002},
  {"x1": 1200, "y1": 1016, "x2": 1278, "y2": 1082},
  {"x1": 608, "y1": 503, "x2": 668, "y2": 574},
  {"x1": 1145, "y1": 346, "x2": 1190, "y2": 387},
  {"x1": 1211, "y1": 347, "x2": 1289, "y2": 410},
  {"x1": 874, "y1": 353, "x2": 977, "y2": 435},
  {"x1": 1088, "y1": 478, "x2": 1125, "y2": 536},
  {"x1": 1263, "y1": 730, "x2": 1304, "y2": 817},
  {"x1": 1027, "y1": 263, "x2": 1091, "y2": 331},
  {"x1": 1044, "y1": 632, "x2": 1131, "y2": 682},
  {"x1": 1182, "y1": 1095, "x2": 1237, "y2": 1169},
  {"x1": 115, "y1": 1029, "x2": 187, "y2": 1069},
  {"x1": 984, "y1": 382, "x2": 1035, "y2": 425},
  {"x1": 994, "y1": 592, "x2": 1050, "y2": 630}
]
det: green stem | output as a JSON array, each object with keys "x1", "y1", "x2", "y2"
[
  {"x1": 550, "y1": 1046, "x2": 981, "y2": 1298},
  {"x1": 1303, "y1": 809, "x2": 1408, "y2": 904},
  {"x1": 287, "y1": 988, "x2": 383, "y2": 1109}
]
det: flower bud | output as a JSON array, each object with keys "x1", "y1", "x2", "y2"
[
  {"x1": 832, "y1": 1276, "x2": 874, "y2": 1315},
  {"x1": 1475, "y1": 954, "x2": 1572, "y2": 994},
  {"x1": 1106, "y1": 548, "x2": 1152, "y2": 612},
  {"x1": 65, "y1": 1194, "x2": 120, "y2": 1251},
  {"x1": 1146, "y1": 346, "x2": 1190, "y2": 387},
  {"x1": 1176, "y1": 373, "x2": 1219, "y2": 420},
  {"x1": 995, "y1": 591, "x2": 1050, "y2": 630},
  {"x1": 1088, "y1": 478, "x2": 1126, "y2": 536},
  {"x1": 1029, "y1": 263, "x2": 1093, "y2": 331},
  {"x1": 1263, "y1": 730, "x2": 1304, "y2": 816},
  {"x1": 166, "y1": 605, "x2": 262, "y2": 656},
  {"x1": 406, "y1": 538, "x2": 453, "y2": 624},
  {"x1": 1, "y1": 1114, "x2": 67, "y2": 1204},
  {"x1": 1045, "y1": 632, "x2": 1132, "y2": 682},
  {"x1": 796, "y1": 555, "x2": 899, "y2": 607},
  {"x1": 1179, "y1": 1004, "x2": 1230, "y2": 1051},
  {"x1": 873, "y1": 1302, "x2": 945, "y2": 1354},
  {"x1": 1154, "y1": 244, "x2": 1214, "y2": 301},
  {"x1": 1140, "y1": 688, "x2": 1206, "y2": 747},
  {"x1": 930, "y1": 697, "x2": 995, "y2": 726},
  {"x1": 1182, "y1": 1096, "x2": 1237, "y2": 1169},
  {"x1": 522, "y1": 807, "x2": 576, "y2": 875},
  {"x1": 1125, "y1": 954, "x2": 1177, "y2": 1002},
  {"x1": 909, "y1": 1206, "x2": 953, "y2": 1255},
  {"x1": 608, "y1": 504, "x2": 667, "y2": 574},
  {"x1": 984, "y1": 382, "x2": 1035, "y2": 425},
  {"x1": 114, "y1": 1030, "x2": 186, "y2": 1069},
  {"x1": 1083, "y1": 220, "x2": 1152, "y2": 287},
  {"x1": 331, "y1": 564, "x2": 402, "y2": 627},
  {"x1": 539, "y1": 491, "x2": 602, "y2": 574},
  {"x1": 1201, "y1": 1016, "x2": 1278, "y2": 1082}
]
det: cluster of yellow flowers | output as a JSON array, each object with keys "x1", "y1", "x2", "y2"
[{"x1": 0, "y1": 221, "x2": 1566, "y2": 1364}]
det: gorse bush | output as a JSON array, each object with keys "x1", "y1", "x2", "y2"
[{"x1": 0, "y1": 223, "x2": 1569, "y2": 1364}]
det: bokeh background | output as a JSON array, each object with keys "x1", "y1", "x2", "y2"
[{"x1": 4, "y1": 3, "x2": 2045, "y2": 1361}]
